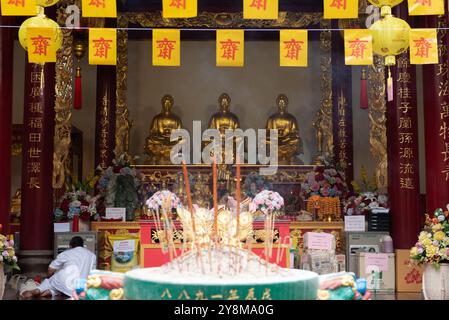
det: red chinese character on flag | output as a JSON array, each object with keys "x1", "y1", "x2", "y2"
[
  {"x1": 157, "y1": 38, "x2": 176, "y2": 60},
  {"x1": 330, "y1": 0, "x2": 347, "y2": 10},
  {"x1": 348, "y1": 38, "x2": 368, "y2": 59},
  {"x1": 415, "y1": 0, "x2": 431, "y2": 5},
  {"x1": 414, "y1": 37, "x2": 432, "y2": 58},
  {"x1": 284, "y1": 39, "x2": 304, "y2": 61},
  {"x1": 249, "y1": 0, "x2": 267, "y2": 10},
  {"x1": 89, "y1": 0, "x2": 105, "y2": 8},
  {"x1": 93, "y1": 37, "x2": 112, "y2": 59},
  {"x1": 7, "y1": 0, "x2": 25, "y2": 6},
  {"x1": 31, "y1": 35, "x2": 51, "y2": 56},
  {"x1": 220, "y1": 39, "x2": 240, "y2": 61},
  {"x1": 169, "y1": 0, "x2": 186, "y2": 9}
]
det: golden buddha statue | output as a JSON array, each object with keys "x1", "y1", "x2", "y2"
[
  {"x1": 145, "y1": 94, "x2": 183, "y2": 164},
  {"x1": 266, "y1": 94, "x2": 303, "y2": 165},
  {"x1": 205, "y1": 94, "x2": 241, "y2": 162}
]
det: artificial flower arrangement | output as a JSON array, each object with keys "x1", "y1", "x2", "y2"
[
  {"x1": 96, "y1": 155, "x2": 144, "y2": 221},
  {"x1": 301, "y1": 163, "x2": 348, "y2": 199},
  {"x1": 250, "y1": 190, "x2": 284, "y2": 217},
  {"x1": 0, "y1": 232, "x2": 19, "y2": 271},
  {"x1": 410, "y1": 205, "x2": 449, "y2": 268},
  {"x1": 145, "y1": 190, "x2": 181, "y2": 218},
  {"x1": 54, "y1": 188, "x2": 100, "y2": 222},
  {"x1": 343, "y1": 166, "x2": 388, "y2": 215}
]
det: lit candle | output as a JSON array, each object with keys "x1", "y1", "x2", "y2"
[
  {"x1": 213, "y1": 158, "x2": 218, "y2": 235},
  {"x1": 236, "y1": 162, "x2": 241, "y2": 238}
]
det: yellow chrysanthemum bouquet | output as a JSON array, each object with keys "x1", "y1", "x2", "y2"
[
  {"x1": 0, "y1": 227, "x2": 19, "y2": 271},
  {"x1": 410, "y1": 206, "x2": 449, "y2": 268}
]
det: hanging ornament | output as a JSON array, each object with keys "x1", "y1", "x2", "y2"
[
  {"x1": 18, "y1": 8, "x2": 63, "y2": 52},
  {"x1": 360, "y1": 68, "x2": 368, "y2": 109},
  {"x1": 37, "y1": 0, "x2": 60, "y2": 7},
  {"x1": 73, "y1": 40, "x2": 86, "y2": 110},
  {"x1": 367, "y1": 0, "x2": 404, "y2": 16},
  {"x1": 369, "y1": 6, "x2": 410, "y2": 101}
]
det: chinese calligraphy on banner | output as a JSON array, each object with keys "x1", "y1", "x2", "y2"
[
  {"x1": 153, "y1": 29, "x2": 181, "y2": 66},
  {"x1": 216, "y1": 30, "x2": 244, "y2": 67},
  {"x1": 0, "y1": 0, "x2": 36, "y2": 16},
  {"x1": 243, "y1": 0, "x2": 278, "y2": 20},
  {"x1": 280, "y1": 30, "x2": 308, "y2": 67},
  {"x1": 162, "y1": 0, "x2": 197, "y2": 18},
  {"x1": 409, "y1": 28, "x2": 438, "y2": 64},
  {"x1": 26, "y1": 27, "x2": 57, "y2": 63},
  {"x1": 323, "y1": 0, "x2": 358, "y2": 19},
  {"x1": 89, "y1": 28, "x2": 117, "y2": 65},
  {"x1": 408, "y1": 0, "x2": 444, "y2": 16},
  {"x1": 344, "y1": 29, "x2": 373, "y2": 65},
  {"x1": 82, "y1": 0, "x2": 117, "y2": 18}
]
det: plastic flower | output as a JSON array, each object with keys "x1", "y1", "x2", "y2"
[
  {"x1": 410, "y1": 247, "x2": 419, "y2": 257},
  {"x1": 434, "y1": 231, "x2": 445, "y2": 241}
]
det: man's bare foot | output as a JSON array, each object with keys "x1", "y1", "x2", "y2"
[
  {"x1": 40, "y1": 290, "x2": 52, "y2": 298},
  {"x1": 20, "y1": 289, "x2": 40, "y2": 299}
]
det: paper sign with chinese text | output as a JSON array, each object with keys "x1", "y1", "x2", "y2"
[
  {"x1": 408, "y1": 0, "x2": 444, "y2": 16},
  {"x1": 365, "y1": 253, "x2": 389, "y2": 272},
  {"x1": 243, "y1": 0, "x2": 278, "y2": 20},
  {"x1": 162, "y1": 0, "x2": 197, "y2": 18},
  {"x1": 153, "y1": 29, "x2": 181, "y2": 66},
  {"x1": 1, "y1": 0, "x2": 36, "y2": 16},
  {"x1": 82, "y1": 0, "x2": 117, "y2": 18},
  {"x1": 409, "y1": 28, "x2": 438, "y2": 64},
  {"x1": 344, "y1": 215, "x2": 366, "y2": 231},
  {"x1": 89, "y1": 28, "x2": 117, "y2": 65},
  {"x1": 216, "y1": 30, "x2": 244, "y2": 67},
  {"x1": 306, "y1": 232, "x2": 333, "y2": 250},
  {"x1": 280, "y1": 30, "x2": 308, "y2": 67},
  {"x1": 323, "y1": 0, "x2": 358, "y2": 19},
  {"x1": 27, "y1": 27, "x2": 57, "y2": 63},
  {"x1": 344, "y1": 29, "x2": 373, "y2": 65}
]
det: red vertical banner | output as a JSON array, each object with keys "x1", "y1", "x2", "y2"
[
  {"x1": 20, "y1": 61, "x2": 55, "y2": 251},
  {"x1": 423, "y1": 14, "x2": 449, "y2": 213}
]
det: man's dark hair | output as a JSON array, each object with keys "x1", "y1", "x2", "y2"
[{"x1": 69, "y1": 236, "x2": 84, "y2": 248}]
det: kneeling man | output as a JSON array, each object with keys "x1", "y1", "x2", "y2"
[{"x1": 21, "y1": 236, "x2": 96, "y2": 298}]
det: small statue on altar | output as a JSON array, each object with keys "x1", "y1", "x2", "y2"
[
  {"x1": 145, "y1": 95, "x2": 183, "y2": 164},
  {"x1": 266, "y1": 94, "x2": 303, "y2": 165},
  {"x1": 205, "y1": 93, "x2": 241, "y2": 162},
  {"x1": 10, "y1": 188, "x2": 21, "y2": 223}
]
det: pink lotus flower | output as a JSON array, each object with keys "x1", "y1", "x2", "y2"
[{"x1": 311, "y1": 182, "x2": 320, "y2": 192}]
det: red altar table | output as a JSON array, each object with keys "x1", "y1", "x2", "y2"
[{"x1": 140, "y1": 220, "x2": 291, "y2": 268}]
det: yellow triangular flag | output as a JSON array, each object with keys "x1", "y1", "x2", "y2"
[
  {"x1": 409, "y1": 28, "x2": 438, "y2": 64},
  {"x1": 162, "y1": 0, "x2": 197, "y2": 18},
  {"x1": 243, "y1": 0, "x2": 278, "y2": 20},
  {"x1": 344, "y1": 29, "x2": 373, "y2": 65},
  {"x1": 1, "y1": 0, "x2": 37, "y2": 16},
  {"x1": 153, "y1": 29, "x2": 181, "y2": 66},
  {"x1": 323, "y1": 0, "x2": 358, "y2": 19},
  {"x1": 280, "y1": 30, "x2": 308, "y2": 67},
  {"x1": 408, "y1": 0, "x2": 444, "y2": 15},
  {"x1": 27, "y1": 27, "x2": 57, "y2": 63},
  {"x1": 82, "y1": 0, "x2": 117, "y2": 18},
  {"x1": 89, "y1": 28, "x2": 116, "y2": 65},
  {"x1": 216, "y1": 30, "x2": 244, "y2": 67}
]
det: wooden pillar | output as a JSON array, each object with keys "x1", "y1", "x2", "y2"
[
  {"x1": 19, "y1": 61, "x2": 56, "y2": 274},
  {"x1": 0, "y1": 16, "x2": 14, "y2": 233},
  {"x1": 95, "y1": 66, "x2": 116, "y2": 169},
  {"x1": 422, "y1": 14, "x2": 449, "y2": 214}
]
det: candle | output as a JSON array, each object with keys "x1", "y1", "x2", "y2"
[
  {"x1": 182, "y1": 161, "x2": 196, "y2": 232},
  {"x1": 213, "y1": 158, "x2": 218, "y2": 235},
  {"x1": 236, "y1": 163, "x2": 241, "y2": 238}
]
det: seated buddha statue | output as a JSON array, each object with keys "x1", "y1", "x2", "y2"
[
  {"x1": 145, "y1": 94, "x2": 183, "y2": 164},
  {"x1": 265, "y1": 94, "x2": 303, "y2": 165},
  {"x1": 204, "y1": 93, "x2": 241, "y2": 162}
]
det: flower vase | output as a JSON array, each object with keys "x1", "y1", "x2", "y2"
[
  {"x1": 422, "y1": 263, "x2": 449, "y2": 300},
  {"x1": 79, "y1": 219, "x2": 91, "y2": 232},
  {"x1": 0, "y1": 264, "x2": 5, "y2": 300}
]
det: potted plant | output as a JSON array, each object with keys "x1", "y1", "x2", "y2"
[
  {"x1": 410, "y1": 205, "x2": 449, "y2": 300},
  {"x1": 0, "y1": 228, "x2": 19, "y2": 299}
]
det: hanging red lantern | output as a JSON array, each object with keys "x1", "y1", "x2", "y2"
[{"x1": 73, "y1": 40, "x2": 86, "y2": 110}]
